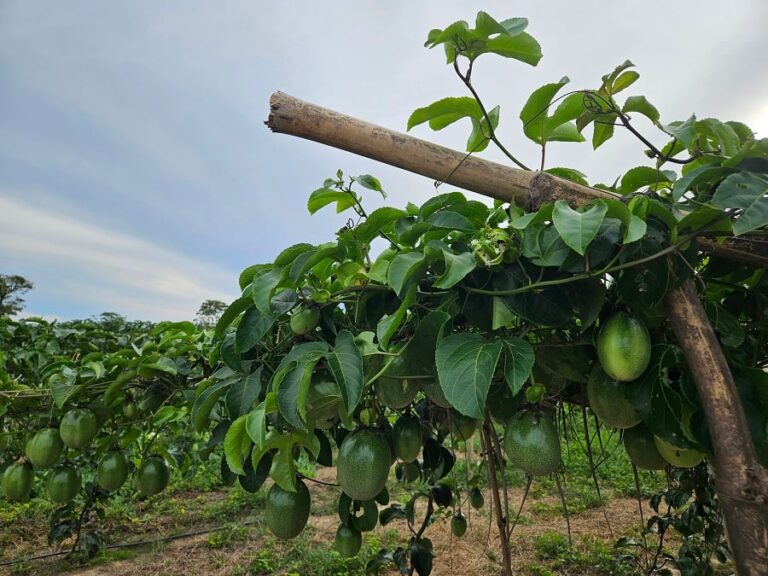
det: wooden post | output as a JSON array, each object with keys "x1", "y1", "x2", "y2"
[
  {"x1": 665, "y1": 281, "x2": 768, "y2": 575},
  {"x1": 266, "y1": 91, "x2": 768, "y2": 575}
]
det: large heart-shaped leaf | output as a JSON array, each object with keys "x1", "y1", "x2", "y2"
[
  {"x1": 436, "y1": 334, "x2": 502, "y2": 418},
  {"x1": 711, "y1": 172, "x2": 768, "y2": 235},
  {"x1": 552, "y1": 200, "x2": 608, "y2": 255}
]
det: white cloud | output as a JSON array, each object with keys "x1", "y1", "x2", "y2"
[{"x1": 0, "y1": 194, "x2": 237, "y2": 320}]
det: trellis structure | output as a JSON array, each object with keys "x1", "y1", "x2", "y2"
[{"x1": 267, "y1": 91, "x2": 768, "y2": 576}]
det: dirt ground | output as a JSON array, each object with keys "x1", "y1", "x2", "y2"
[{"x1": 1, "y1": 465, "x2": 664, "y2": 576}]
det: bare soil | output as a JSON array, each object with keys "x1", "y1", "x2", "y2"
[{"x1": 1, "y1": 466, "x2": 658, "y2": 576}]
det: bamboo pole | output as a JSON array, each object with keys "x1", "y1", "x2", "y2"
[
  {"x1": 266, "y1": 91, "x2": 768, "y2": 575},
  {"x1": 267, "y1": 91, "x2": 616, "y2": 210},
  {"x1": 665, "y1": 281, "x2": 768, "y2": 575}
]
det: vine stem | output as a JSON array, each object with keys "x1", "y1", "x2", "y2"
[
  {"x1": 481, "y1": 418, "x2": 512, "y2": 576},
  {"x1": 453, "y1": 58, "x2": 531, "y2": 171}
]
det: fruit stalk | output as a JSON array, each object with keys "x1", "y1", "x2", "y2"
[
  {"x1": 665, "y1": 280, "x2": 768, "y2": 576},
  {"x1": 481, "y1": 419, "x2": 512, "y2": 576}
]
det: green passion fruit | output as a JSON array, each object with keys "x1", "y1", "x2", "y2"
[
  {"x1": 422, "y1": 378, "x2": 451, "y2": 408},
  {"x1": 97, "y1": 451, "x2": 130, "y2": 491},
  {"x1": 306, "y1": 378, "x2": 342, "y2": 429},
  {"x1": 335, "y1": 524, "x2": 362, "y2": 557},
  {"x1": 392, "y1": 414, "x2": 422, "y2": 463},
  {"x1": 586, "y1": 366, "x2": 641, "y2": 429},
  {"x1": 337, "y1": 429, "x2": 391, "y2": 501},
  {"x1": 622, "y1": 425, "x2": 666, "y2": 470},
  {"x1": 290, "y1": 307, "x2": 320, "y2": 336},
  {"x1": 25, "y1": 428, "x2": 64, "y2": 469},
  {"x1": 47, "y1": 466, "x2": 81, "y2": 503},
  {"x1": 3, "y1": 461, "x2": 34, "y2": 501},
  {"x1": 503, "y1": 411, "x2": 561, "y2": 476},
  {"x1": 59, "y1": 409, "x2": 98, "y2": 449},
  {"x1": 654, "y1": 436, "x2": 705, "y2": 468},
  {"x1": 450, "y1": 413, "x2": 479, "y2": 441},
  {"x1": 136, "y1": 457, "x2": 170, "y2": 497},
  {"x1": 451, "y1": 511, "x2": 468, "y2": 537},
  {"x1": 596, "y1": 312, "x2": 652, "y2": 382},
  {"x1": 376, "y1": 376, "x2": 419, "y2": 409},
  {"x1": 265, "y1": 479, "x2": 311, "y2": 540},
  {"x1": 470, "y1": 486, "x2": 485, "y2": 509}
]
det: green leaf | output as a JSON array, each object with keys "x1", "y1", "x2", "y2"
[
  {"x1": 544, "y1": 167, "x2": 588, "y2": 186},
  {"x1": 520, "y1": 77, "x2": 577, "y2": 145},
  {"x1": 387, "y1": 252, "x2": 427, "y2": 297},
  {"x1": 224, "y1": 415, "x2": 251, "y2": 475},
  {"x1": 624, "y1": 215, "x2": 647, "y2": 244},
  {"x1": 251, "y1": 268, "x2": 283, "y2": 314},
  {"x1": 214, "y1": 297, "x2": 252, "y2": 339},
  {"x1": 352, "y1": 207, "x2": 406, "y2": 244},
  {"x1": 238, "y1": 264, "x2": 270, "y2": 291},
  {"x1": 274, "y1": 243, "x2": 314, "y2": 267},
  {"x1": 592, "y1": 114, "x2": 616, "y2": 149},
  {"x1": 619, "y1": 166, "x2": 674, "y2": 194},
  {"x1": 434, "y1": 249, "x2": 476, "y2": 289},
  {"x1": 235, "y1": 307, "x2": 273, "y2": 354},
  {"x1": 704, "y1": 302, "x2": 745, "y2": 348},
  {"x1": 392, "y1": 310, "x2": 451, "y2": 377},
  {"x1": 307, "y1": 188, "x2": 357, "y2": 214},
  {"x1": 226, "y1": 368, "x2": 262, "y2": 419},
  {"x1": 425, "y1": 210, "x2": 476, "y2": 232},
  {"x1": 289, "y1": 243, "x2": 338, "y2": 282},
  {"x1": 600, "y1": 60, "x2": 635, "y2": 91},
  {"x1": 192, "y1": 378, "x2": 235, "y2": 432},
  {"x1": 466, "y1": 105, "x2": 499, "y2": 152},
  {"x1": 672, "y1": 165, "x2": 734, "y2": 202},
  {"x1": 245, "y1": 402, "x2": 267, "y2": 448},
  {"x1": 407, "y1": 97, "x2": 482, "y2": 131},
  {"x1": 711, "y1": 172, "x2": 768, "y2": 235},
  {"x1": 419, "y1": 192, "x2": 466, "y2": 219},
  {"x1": 326, "y1": 330, "x2": 364, "y2": 415},
  {"x1": 49, "y1": 373, "x2": 79, "y2": 409},
  {"x1": 276, "y1": 361, "x2": 315, "y2": 431},
  {"x1": 552, "y1": 200, "x2": 608, "y2": 256},
  {"x1": 566, "y1": 278, "x2": 606, "y2": 330},
  {"x1": 354, "y1": 174, "x2": 386, "y2": 198},
  {"x1": 626, "y1": 346, "x2": 695, "y2": 448},
  {"x1": 219, "y1": 333, "x2": 241, "y2": 372},
  {"x1": 499, "y1": 17, "x2": 528, "y2": 36},
  {"x1": 612, "y1": 70, "x2": 639, "y2": 94},
  {"x1": 435, "y1": 334, "x2": 502, "y2": 419},
  {"x1": 500, "y1": 337, "x2": 535, "y2": 396},
  {"x1": 474, "y1": 11, "x2": 508, "y2": 36},
  {"x1": 622, "y1": 95, "x2": 659, "y2": 124},
  {"x1": 270, "y1": 441, "x2": 297, "y2": 492},
  {"x1": 483, "y1": 32, "x2": 542, "y2": 65},
  {"x1": 696, "y1": 118, "x2": 740, "y2": 156},
  {"x1": 141, "y1": 357, "x2": 177, "y2": 376},
  {"x1": 521, "y1": 224, "x2": 570, "y2": 266},
  {"x1": 377, "y1": 285, "x2": 417, "y2": 350},
  {"x1": 676, "y1": 206, "x2": 731, "y2": 235},
  {"x1": 664, "y1": 116, "x2": 697, "y2": 148}
]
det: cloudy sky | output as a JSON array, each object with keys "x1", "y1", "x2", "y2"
[{"x1": 1, "y1": 1, "x2": 766, "y2": 321}]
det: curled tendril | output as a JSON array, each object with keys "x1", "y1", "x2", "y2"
[{"x1": 582, "y1": 92, "x2": 606, "y2": 114}]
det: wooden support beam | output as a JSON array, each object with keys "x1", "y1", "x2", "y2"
[
  {"x1": 266, "y1": 91, "x2": 768, "y2": 575},
  {"x1": 267, "y1": 91, "x2": 615, "y2": 210},
  {"x1": 665, "y1": 281, "x2": 768, "y2": 576}
]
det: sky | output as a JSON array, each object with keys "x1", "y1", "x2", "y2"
[{"x1": 1, "y1": 1, "x2": 767, "y2": 321}]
